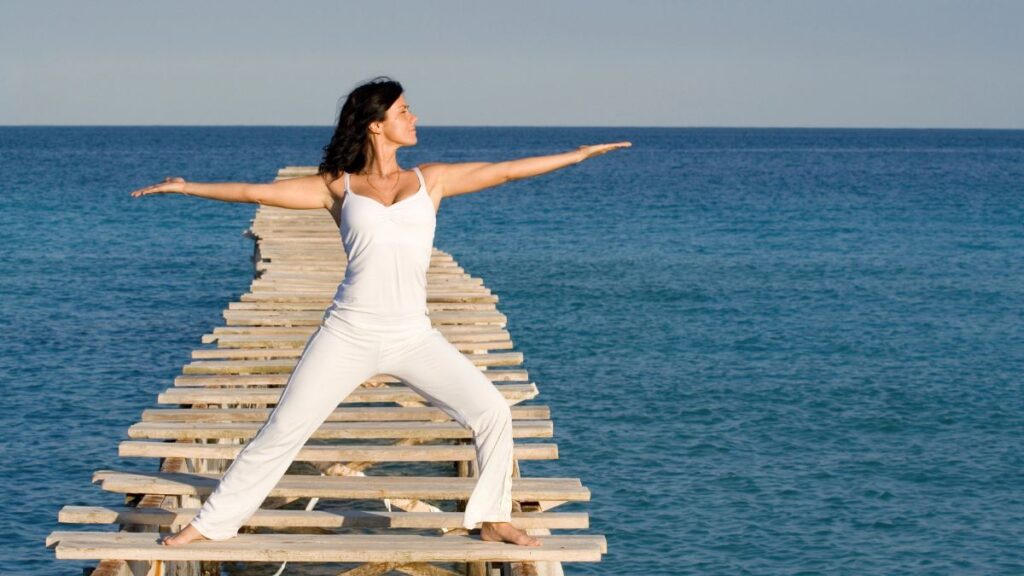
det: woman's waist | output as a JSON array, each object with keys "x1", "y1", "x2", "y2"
[
  {"x1": 332, "y1": 277, "x2": 426, "y2": 304},
  {"x1": 322, "y1": 305, "x2": 431, "y2": 332}
]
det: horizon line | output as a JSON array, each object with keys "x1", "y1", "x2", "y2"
[{"x1": 2, "y1": 124, "x2": 1023, "y2": 131}]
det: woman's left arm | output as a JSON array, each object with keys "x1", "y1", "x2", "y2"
[{"x1": 429, "y1": 141, "x2": 631, "y2": 198}]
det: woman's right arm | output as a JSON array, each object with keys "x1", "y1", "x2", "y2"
[{"x1": 130, "y1": 174, "x2": 335, "y2": 210}]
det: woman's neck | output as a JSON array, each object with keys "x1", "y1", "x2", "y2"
[{"x1": 361, "y1": 141, "x2": 401, "y2": 176}]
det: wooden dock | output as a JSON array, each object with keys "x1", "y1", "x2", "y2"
[{"x1": 47, "y1": 166, "x2": 604, "y2": 575}]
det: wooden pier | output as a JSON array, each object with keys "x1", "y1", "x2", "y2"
[{"x1": 47, "y1": 166, "x2": 605, "y2": 575}]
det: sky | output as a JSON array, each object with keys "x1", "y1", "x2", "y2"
[{"x1": 2, "y1": 0, "x2": 1022, "y2": 128}]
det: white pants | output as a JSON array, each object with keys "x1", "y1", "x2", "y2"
[{"x1": 189, "y1": 309, "x2": 514, "y2": 540}]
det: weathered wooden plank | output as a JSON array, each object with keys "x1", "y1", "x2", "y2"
[
  {"x1": 250, "y1": 277, "x2": 483, "y2": 289},
  {"x1": 222, "y1": 309, "x2": 506, "y2": 327},
  {"x1": 192, "y1": 339, "x2": 513, "y2": 356},
  {"x1": 254, "y1": 269, "x2": 464, "y2": 279},
  {"x1": 254, "y1": 259, "x2": 458, "y2": 270},
  {"x1": 118, "y1": 441, "x2": 558, "y2": 462},
  {"x1": 209, "y1": 324, "x2": 507, "y2": 337},
  {"x1": 249, "y1": 260, "x2": 453, "y2": 270},
  {"x1": 59, "y1": 506, "x2": 588, "y2": 530},
  {"x1": 141, "y1": 405, "x2": 550, "y2": 423},
  {"x1": 92, "y1": 471, "x2": 590, "y2": 502},
  {"x1": 228, "y1": 301, "x2": 496, "y2": 312},
  {"x1": 127, "y1": 419, "x2": 553, "y2": 440},
  {"x1": 181, "y1": 352, "x2": 522, "y2": 374},
  {"x1": 172, "y1": 369, "x2": 530, "y2": 386},
  {"x1": 202, "y1": 326, "x2": 513, "y2": 346},
  {"x1": 159, "y1": 383, "x2": 538, "y2": 405},
  {"x1": 47, "y1": 532, "x2": 606, "y2": 562},
  {"x1": 280, "y1": 272, "x2": 467, "y2": 282},
  {"x1": 201, "y1": 331, "x2": 506, "y2": 346},
  {"x1": 239, "y1": 291, "x2": 497, "y2": 303}
]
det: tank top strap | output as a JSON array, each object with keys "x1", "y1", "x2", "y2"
[
  {"x1": 413, "y1": 166, "x2": 426, "y2": 190},
  {"x1": 343, "y1": 172, "x2": 351, "y2": 193}
]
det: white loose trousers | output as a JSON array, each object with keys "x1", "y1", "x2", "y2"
[{"x1": 189, "y1": 309, "x2": 514, "y2": 540}]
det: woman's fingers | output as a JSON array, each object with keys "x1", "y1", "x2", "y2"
[
  {"x1": 130, "y1": 184, "x2": 165, "y2": 198},
  {"x1": 131, "y1": 178, "x2": 186, "y2": 198},
  {"x1": 579, "y1": 141, "x2": 632, "y2": 159}
]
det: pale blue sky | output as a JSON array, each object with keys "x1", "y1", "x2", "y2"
[{"x1": 2, "y1": 0, "x2": 1021, "y2": 128}]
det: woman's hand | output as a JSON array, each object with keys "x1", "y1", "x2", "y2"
[
  {"x1": 576, "y1": 141, "x2": 632, "y2": 162},
  {"x1": 131, "y1": 177, "x2": 187, "y2": 198}
]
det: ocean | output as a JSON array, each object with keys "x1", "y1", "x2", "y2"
[{"x1": 1, "y1": 126, "x2": 1021, "y2": 574}]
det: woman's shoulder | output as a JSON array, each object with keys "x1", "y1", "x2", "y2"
[
  {"x1": 416, "y1": 163, "x2": 446, "y2": 175},
  {"x1": 320, "y1": 171, "x2": 347, "y2": 200},
  {"x1": 416, "y1": 163, "x2": 447, "y2": 202},
  {"x1": 416, "y1": 163, "x2": 446, "y2": 184}
]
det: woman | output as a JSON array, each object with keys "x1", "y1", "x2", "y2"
[{"x1": 132, "y1": 76, "x2": 630, "y2": 547}]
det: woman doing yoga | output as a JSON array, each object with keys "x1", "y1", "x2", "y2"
[{"x1": 131, "y1": 76, "x2": 630, "y2": 547}]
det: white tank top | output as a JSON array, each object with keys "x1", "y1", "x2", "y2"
[{"x1": 325, "y1": 166, "x2": 436, "y2": 319}]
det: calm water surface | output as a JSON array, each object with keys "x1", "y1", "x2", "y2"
[{"x1": 1, "y1": 126, "x2": 1021, "y2": 574}]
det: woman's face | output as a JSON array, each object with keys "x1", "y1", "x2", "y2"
[{"x1": 375, "y1": 93, "x2": 418, "y2": 147}]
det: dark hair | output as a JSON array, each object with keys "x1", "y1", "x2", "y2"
[{"x1": 319, "y1": 76, "x2": 404, "y2": 180}]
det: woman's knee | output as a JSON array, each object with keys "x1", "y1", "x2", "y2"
[{"x1": 466, "y1": 392, "x2": 512, "y2": 433}]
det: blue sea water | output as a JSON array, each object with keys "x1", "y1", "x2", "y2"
[{"x1": 1, "y1": 126, "x2": 1022, "y2": 574}]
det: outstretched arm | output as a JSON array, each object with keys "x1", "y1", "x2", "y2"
[
  {"x1": 130, "y1": 174, "x2": 334, "y2": 210},
  {"x1": 428, "y1": 141, "x2": 631, "y2": 198}
]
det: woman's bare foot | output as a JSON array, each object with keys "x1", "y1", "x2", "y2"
[
  {"x1": 159, "y1": 524, "x2": 209, "y2": 546},
  {"x1": 479, "y1": 522, "x2": 541, "y2": 546}
]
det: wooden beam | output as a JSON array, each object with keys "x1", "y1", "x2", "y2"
[{"x1": 48, "y1": 532, "x2": 606, "y2": 563}]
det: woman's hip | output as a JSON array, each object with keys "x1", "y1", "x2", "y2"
[{"x1": 321, "y1": 306, "x2": 433, "y2": 339}]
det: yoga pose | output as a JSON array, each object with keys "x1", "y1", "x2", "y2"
[{"x1": 131, "y1": 76, "x2": 630, "y2": 547}]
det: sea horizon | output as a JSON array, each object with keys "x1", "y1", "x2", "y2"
[{"x1": 4, "y1": 124, "x2": 1024, "y2": 131}]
